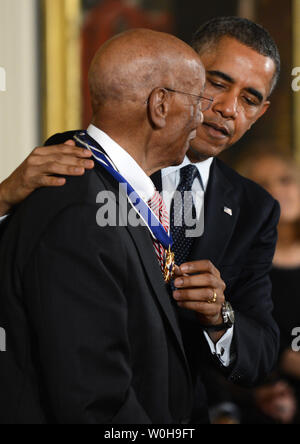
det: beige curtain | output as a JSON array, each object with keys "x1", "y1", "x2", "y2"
[{"x1": 0, "y1": 0, "x2": 39, "y2": 182}]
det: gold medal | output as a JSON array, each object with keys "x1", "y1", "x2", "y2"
[{"x1": 164, "y1": 246, "x2": 175, "y2": 283}]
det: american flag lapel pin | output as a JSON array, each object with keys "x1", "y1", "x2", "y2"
[{"x1": 224, "y1": 207, "x2": 233, "y2": 216}]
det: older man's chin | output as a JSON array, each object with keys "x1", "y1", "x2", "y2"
[
  {"x1": 166, "y1": 130, "x2": 200, "y2": 168},
  {"x1": 176, "y1": 133, "x2": 198, "y2": 165}
]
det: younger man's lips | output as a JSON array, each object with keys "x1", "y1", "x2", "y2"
[{"x1": 202, "y1": 122, "x2": 230, "y2": 139}]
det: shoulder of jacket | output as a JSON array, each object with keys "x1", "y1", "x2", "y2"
[{"x1": 215, "y1": 158, "x2": 276, "y2": 210}]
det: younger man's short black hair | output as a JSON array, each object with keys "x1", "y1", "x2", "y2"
[{"x1": 191, "y1": 16, "x2": 281, "y2": 95}]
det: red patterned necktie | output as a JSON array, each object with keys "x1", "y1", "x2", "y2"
[{"x1": 148, "y1": 191, "x2": 170, "y2": 273}]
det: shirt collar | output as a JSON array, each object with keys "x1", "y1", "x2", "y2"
[
  {"x1": 87, "y1": 124, "x2": 156, "y2": 202},
  {"x1": 161, "y1": 155, "x2": 214, "y2": 191}
]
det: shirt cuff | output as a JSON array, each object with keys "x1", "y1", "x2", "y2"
[{"x1": 203, "y1": 326, "x2": 234, "y2": 367}]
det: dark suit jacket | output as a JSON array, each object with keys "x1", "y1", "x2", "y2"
[
  {"x1": 43, "y1": 132, "x2": 280, "y2": 392},
  {"x1": 0, "y1": 131, "x2": 281, "y2": 424},
  {"x1": 151, "y1": 160, "x2": 281, "y2": 389},
  {"x1": 0, "y1": 140, "x2": 193, "y2": 424}
]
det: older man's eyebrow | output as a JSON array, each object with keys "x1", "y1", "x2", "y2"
[{"x1": 208, "y1": 70, "x2": 264, "y2": 103}]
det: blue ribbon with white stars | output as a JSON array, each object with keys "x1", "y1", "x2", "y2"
[{"x1": 74, "y1": 131, "x2": 173, "y2": 250}]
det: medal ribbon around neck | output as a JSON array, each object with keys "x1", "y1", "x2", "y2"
[{"x1": 74, "y1": 131, "x2": 174, "y2": 254}]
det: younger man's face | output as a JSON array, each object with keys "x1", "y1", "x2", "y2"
[{"x1": 190, "y1": 36, "x2": 276, "y2": 159}]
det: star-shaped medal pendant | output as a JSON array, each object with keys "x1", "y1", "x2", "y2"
[{"x1": 163, "y1": 246, "x2": 175, "y2": 283}]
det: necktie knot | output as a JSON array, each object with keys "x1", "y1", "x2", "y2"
[{"x1": 179, "y1": 164, "x2": 203, "y2": 192}]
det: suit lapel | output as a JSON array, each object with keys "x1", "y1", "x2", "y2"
[
  {"x1": 125, "y1": 223, "x2": 190, "y2": 356},
  {"x1": 93, "y1": 159, "x2": 191, "y2": 378},
  {"x1": 189, "y1": 159, "x2": 240, "y2": 266},
  {"x1": 151, "y1": 170, "x2": 163, "y2": 192}
]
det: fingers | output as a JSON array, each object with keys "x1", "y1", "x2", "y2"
[
  {"x1": 173, "y1": 287, "x2": 224, "y2": 311},
  {"x1": 176, "y1": 301, "x2": 221, "y2": 315},
  {"x1": 27, "y1": 145, "x2": 94, "y2": 178},
  {"x1": 0, "y1": 142, "x2": 94, "y2": 208},
  {"x1": 172, "y1": 261, "x2": 225, "y2": 319},
  {"x1": 174, "y1": 265, "x2": 185, "y2": 278},
  {"x1": 19, "y1": 147, "x2": 94, "y2": 193},
  {"x1": 174, "y1": 289, "x2": 224, "y2": 317},
  {"x1": 21, "y1": 165, "x2": 67, "y2": 189},
  {"x1": 180, "y1": 260, "x2": 221, "y2": 278},
  {"x1": 174, "y1": 265, "x2": 181, "y2": 276},
  {"x1": 33, "y1": 159, "x2": 93, "y2": 176},
  {"x1": 32, "y1": 143, "x2": 93, "y2": 159},
  {"x1": 173, "y1": 287, "x2": 221, "y2": 303},
  {"x1": 174, "y1": 273, "x2": 226, "y2": 292},
  {"x1": 35, "y1": 175, "x2": 66, "y2": 187},
  {"x1": 64, "y1": 139, "x2": 76, "y2": 146}
]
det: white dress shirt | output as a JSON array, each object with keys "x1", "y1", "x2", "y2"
[
  {"x1": 161, "y1": 156, "x2": 234, "y2": 367},
  {"x1": 87, "y1": 124, "x2": 155, "y2": 203},
  {"x1": 162, "y1": 155, "x2": 213, "y2": 216},
  {"x1": 0, "y1": 215, "x2": 8, "y2": 223},
  {"x1": 162, "y1": 156, "x2": 213, "y2": 238}
]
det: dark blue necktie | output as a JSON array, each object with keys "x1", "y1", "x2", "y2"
[{"x1": 170, "y1": 164, "x2": 203, "y2": 266}]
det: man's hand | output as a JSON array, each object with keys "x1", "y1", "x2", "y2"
[
  {"x1": 173, "y1": 260, "x2": 226, "y2": 342},
  {"x1": 0, "y1": 141, "x2": 94, "y2": 216}
]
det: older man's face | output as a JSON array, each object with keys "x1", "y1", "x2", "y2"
[
  {"x1": 160, "y1": 61, "x2": 206, "y2": 167},
  {"x1": 190, "y1": 36, "x2": 276, "y2": 159}
]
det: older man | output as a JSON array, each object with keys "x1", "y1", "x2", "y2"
[
  {"x1": 0, "y1": 29, "x2": 206, "y2": 424},
  {"x1": 0, "y1": 17, "x2": 282, "y2": 424}
]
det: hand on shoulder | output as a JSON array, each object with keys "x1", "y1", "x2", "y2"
[{"x1": 0, "y1": 140, "x2": 94, "y2": 216}]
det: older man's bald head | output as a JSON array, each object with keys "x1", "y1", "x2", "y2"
[
  {"x1": 88, "y1": 28, "x2": 205, "y2": 113},
  {"x1": 88, "y1": 29, "x2": 206, "y2": 174}
]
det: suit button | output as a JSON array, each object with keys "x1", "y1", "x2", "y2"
[{"x1": 230, "y1": 374, "x2": 241, "y2": 382}]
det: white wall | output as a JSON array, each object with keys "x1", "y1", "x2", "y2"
[{"x1": 0, "y1": 0, "x2": 39, "y2": 182}]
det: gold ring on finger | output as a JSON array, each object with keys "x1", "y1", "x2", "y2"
[{"x1": 208, "y1": 291, "x2": 217, "y2": 304}]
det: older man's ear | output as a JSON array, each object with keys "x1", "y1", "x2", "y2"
[{"x1": 147, "y1": 88, "x2": 170, "y2": 129}]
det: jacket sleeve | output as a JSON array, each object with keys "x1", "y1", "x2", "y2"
[
  {"x1": 226, "y1": 198, "x2": 281, "y2": 387},
  {"x1": 23, "y1": 203, "x2": 152, "y2": 424}
]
